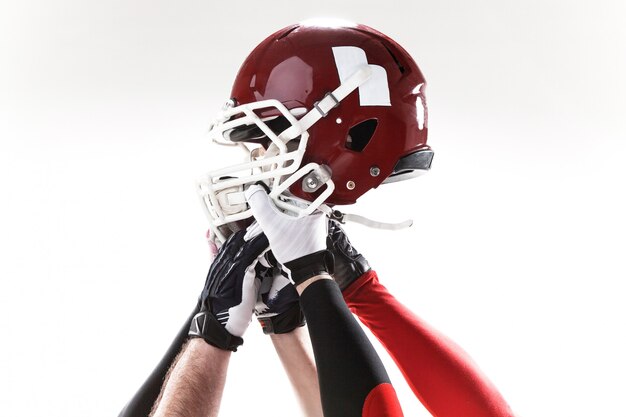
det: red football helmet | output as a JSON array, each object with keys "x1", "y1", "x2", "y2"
[{"x1": 198, "y1": 20, "x2": 433, "y2": 242}]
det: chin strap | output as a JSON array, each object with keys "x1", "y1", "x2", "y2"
[
  {"x1": 280, "y1": 65, "x2": 373, "y2": 141},
  {"x1": 318, "y1": 205, "x2": 413, "y2": 231}
]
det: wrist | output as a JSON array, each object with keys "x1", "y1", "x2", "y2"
[
  {"x1": 284, "y1": 250, "x2": 335, "y2": 286},
  {"x1": 295, "y1": 273, "x2": 333, "y2": 294},
  {"x1": 189, "y1": 310, "x2": 244, "y2": 352}
]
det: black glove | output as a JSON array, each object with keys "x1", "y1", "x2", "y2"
[
  {"x1": 327, "y1": 219, "x2": 371, "y2": 292},
  {"x1": 255, "y1": 252, "x2": 305, "y2": 334},
  {"x1": 189, "y1": 223, "x2": 269, "y2": 351}
]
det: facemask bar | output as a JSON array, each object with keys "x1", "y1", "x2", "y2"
[
  {"x1": 198, "y1": 66, "x2": 374, "y2": 243},
  {"x1": 270, "y1": 162, "x2": 336, "y2": 216},
  {"x1": 198, "y1": 99, "x2": 315, "y2": 242}
]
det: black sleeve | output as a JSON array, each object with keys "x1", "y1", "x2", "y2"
[{"x1": 299, "y1": 279, "x2": 399, "y2": 417}]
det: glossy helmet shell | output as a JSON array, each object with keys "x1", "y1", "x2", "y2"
[{"x1": 230, "y1": 22, "x2": 430, "y2": 205}]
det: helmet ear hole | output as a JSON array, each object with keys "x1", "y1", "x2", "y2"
[{"x1": 345, "y1": 119, "x2": 378, "y2": 152}]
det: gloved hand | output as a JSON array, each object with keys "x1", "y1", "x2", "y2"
[
  {"x1": 252, "y1": 218, "x2": 369, "y2": 333},
  {"x1": 327, "y1": 219, "x2": 371, "y2": 292},
  {"x1": 245, "y1": 185, "x2": 333, "y2": 286},
  {"x1": 255, "y1": 260, "x2": 305, "y2": 334},
  {"x1": 189, "y1": 222, "x2": 269, "y2": 351}
]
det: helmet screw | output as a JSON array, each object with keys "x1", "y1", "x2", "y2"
[
  {"x1": 346, "y1": 180, "x2": 356, "y2": 190},
  {"x1": 336, "y1": 118, "x2": 342, "y2": 124},
  {"x1": 370, "y1": 166, "x2": 381, "y2": 177},
  {"x1": 222, "y1": 98, "x2": 236, "y2": 110},
  {"x1": 306, "y1": 177, "x2": 319, "y2": 189}
]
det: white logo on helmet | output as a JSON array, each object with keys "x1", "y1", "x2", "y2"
[
  {"x1": 414, "y1": 83, "x2": 426, "y2": 130},
  {"x1": 332, "y1": 46, "x2": 391, "y2": 106}
]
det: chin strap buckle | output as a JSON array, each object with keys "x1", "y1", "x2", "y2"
[
  {"x1": 330, "y1": 209, "x2": 346, "y2": 223},
  {"x1": 313, "y1": 92, "x2": 340, "y2": 118}
]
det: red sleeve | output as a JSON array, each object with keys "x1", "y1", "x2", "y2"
[{"x1": 343, "y1": 270, "x2": 515, "y2": 417}]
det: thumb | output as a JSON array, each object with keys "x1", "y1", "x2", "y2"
[{"x1": 245, "y1": 184, "x2": 279, "y2": 228}]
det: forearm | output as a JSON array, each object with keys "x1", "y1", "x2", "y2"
[
  {"x1": 150, "y1": 338, "x2": 231, "y2": 417},
  {"x1": 270, "y1": 327, "x2": 323, "y2": 417},
  {"x1": 344, "y1": 270, "x2": 515, "y2": 417},
  {"x1": 296, "y1": 276, "x2": 403, "y2": 417},
  {"x1": 119, "y1": 306, "x2": 200, "y2": 417}
]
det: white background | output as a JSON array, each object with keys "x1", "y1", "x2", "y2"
[{"x1": 1, "y1": 1, "x2": 625, "y2": 416}]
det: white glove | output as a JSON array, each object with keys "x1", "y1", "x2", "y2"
[{"x1": 245, "y1": 185, "x2": 333, "y2": 285}]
